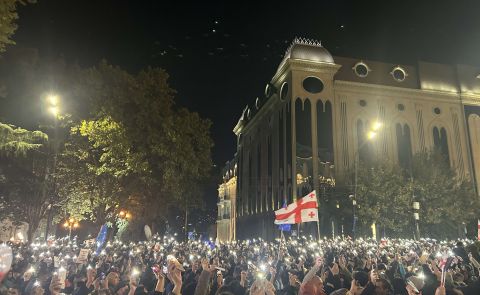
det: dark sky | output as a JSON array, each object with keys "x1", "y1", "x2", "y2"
[{"x1": 12, "y1": 0, "x2": 480, "y2": 167}]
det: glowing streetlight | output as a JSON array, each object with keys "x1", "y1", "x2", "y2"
[
  {"x1": 49, "y1": 106, "x2": 59, "y2": 117},
  {"x1": 372, "y1": 121, "x2": 383, "y2": 131},
  {"x1": 48, "y1": 95, "x2": 58, "y2": 106},
  {"x1": 367, "y1": 131, "x2": 377, "y2": 140},
  {"x1": 118, "y1": 210, "x2": 132, "y2": 221},
  {"x1": 63, "y1": 217, "x2": 79, "y2": 240},
  {"x1": 44, "y1": 93, "x2": 61, "y2": 240}
]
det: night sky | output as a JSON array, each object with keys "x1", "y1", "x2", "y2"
[{"x1": 11, "y1": 0, "x2": 480, "y2": 167}]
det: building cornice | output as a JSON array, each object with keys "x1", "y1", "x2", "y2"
[
  {"x1": 460, "y1": 93, "x2": 480, "y2": 106},
  {"x1": 272, "y1": 59, "x2": 341, "y2": 84},
  {"x1": 334, "y1": 80, "x2": 463, "y2": 104}
]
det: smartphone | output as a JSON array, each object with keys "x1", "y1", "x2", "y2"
[{"x1": 162, "y1": 265, "x2": 168, "y2": 274}]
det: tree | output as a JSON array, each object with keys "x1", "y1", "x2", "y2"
[
  {"x1": 0, "y1": 122, "x2": 51, "y2": 241},
  {"x1": 411, "y1": 150, "x2": 479, "y2": 238},
  {"x1": 353, "y1": 149, "x2": 479, "y2": 239},
  {"x1": 58, "y1": 61, "x2": 213, "y2": 234},
  {"x1": 56, "y1": 122, "x2": 126, "y2": 227},
  {"x1": 0, "y1": 1, "x2": 34, "y2": 53},
  {"x1": 354, "y1": 160, "x2": 412, "y2": 237}
]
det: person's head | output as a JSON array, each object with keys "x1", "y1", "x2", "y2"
[
  {"x1": 453, "y1": 272, "x2": 464, "y2": 283},
  {"x1": 114, "y1": 282, "x2": 129, "y2": 295},
  {"x1": 108, "y1": 271, "x2": 121, "y2": 287},
  {"x1": 373, "y1": 278, "x2": 393, "y2": 295},
  {"x1": 215, "y1": 285, "x2": 236, "y2": 295},
  {"x1": 7, "y1": 287, "x2": 20, "y2": 295},
  {"x1": 300, "y1": 276, "x2": 325, "y2": 295},
  {"x1": 350, "y1": 271, "x2": 369, "y2": 295},
  {"x1": 288, "y1": 270, "x2": 301, "y2": 286},
  {"x1": 27, "y1": 281, "x2": 44, "y2": 295}
]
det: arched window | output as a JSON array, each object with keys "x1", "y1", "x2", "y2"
[
  {"x1": 317, "y1": 100, "x2": 334, "y2": 163},
  {"x1": 278, "y1": 109, "x2": 284, "y2": 206},
  {"x1": 433, "y1": 126, "x2": 450, "y2": 165},
  {"x1": 267, "y1": 136, "x2": 272, "y2": 211},
  {"x1": 357, "y1": 119, "x2": 373, "y2": 164},
  {"x1": 295, "y1": 98, "x2": 313, "y2": 197},
  {"x1": 286, "y1": 102, "x2": 293, "y2": 202},
  {"x1": 396, "y1": 123, "x2": 412, "y2": 169}
]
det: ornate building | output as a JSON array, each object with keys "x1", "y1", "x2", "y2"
[{"x1": 216, "y1": 38, "x2": 480, "y2": 241}]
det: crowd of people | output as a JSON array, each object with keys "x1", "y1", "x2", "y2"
[{"x1": 1, "y1": 234, "x2": 480, "y2": 295}]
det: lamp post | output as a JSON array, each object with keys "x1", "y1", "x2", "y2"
[
  {"x1": 352, "y1": 120, "x2": 383, "y2": 240},
  {"x1": 413, "y1": 200, "x2": 420, "y2": 240},
  {"x1": 349, "y1": 194, "x2": 357, "y2": 239},
  {"x1": 63, "y1": 218, "x2": 79, "y2": 240},
  {"x1": 44, "y1": 94, "x2": 60, "y2": 241}
]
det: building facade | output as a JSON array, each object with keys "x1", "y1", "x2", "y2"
[{"x1": 216, "y1": 38, "x2": 480, "y2": 241}]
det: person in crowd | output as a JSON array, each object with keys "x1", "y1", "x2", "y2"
[{"x1": 1, "y1": 236, "x2": 479, "y2": 295}]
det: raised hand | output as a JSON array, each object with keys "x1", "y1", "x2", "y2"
[
  {"x1": 315, "y1": 257, "x2": 323, "y2": 268},
  {"x1": 330, "y1": 263, "x2": 340, "y2": 276},
  {"x1": 338, "y1": 256, "x2": 346, "y2": 269},
  {"x1": 50, "y1": 274, "x2": 63, "y2": 295}
]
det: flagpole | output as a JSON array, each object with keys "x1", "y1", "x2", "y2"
[
  {"x1": 278, "y1": 230, "x2": 285, "y2": 261},
  {"x1": 316, "y1": 220, "x2": 321, "y2": 241}
]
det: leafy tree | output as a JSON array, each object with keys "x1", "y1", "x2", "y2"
[
  {"x1": 0, "y1": 122, "x2": 47, "y2": 155},
  {"x1": 354, "y1": 160, "x2": 412, "y2": 237},
  {"x1": 0, "y1": 122, "x2": 51, "y2": 241},
  {"x1": 411, "y1": 150, "x2": 479, "y2": 238},
  {"x1": 352, "y1": 149, "x2": 479, "y2": 238},
  {"x1": 56, "y1": 122, "x2": 126, "y2": 227},
  {"x1": 58, "y1": 61, "x2": 213, "y2": 233},
  {"x1": 0, "y1": 1, "x2": 35, "y2": 53}
]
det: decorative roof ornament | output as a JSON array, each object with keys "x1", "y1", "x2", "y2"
[{"x1": 284, "y1": 37, "x2": 324, "y2": 59}]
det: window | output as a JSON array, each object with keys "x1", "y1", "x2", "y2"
[
  {"x1": 265, "y1": 83, "x2": 275, "y2": 98},
  {"x1": 302, "y1": 77, "x2": 324, "y2": 93},
  {"x1": 280, "y1": 82, "x2": 289, "y2": 101},
  {"x1": 391, "y1": 66, "x2": 407, "y2": 82},
  {"x1": 353, "y1": 62, "x2": 370, "y2": 78},
  {"x1": 255, "y1": 97, "x2": 261, "y2": 110},
  {"x1": 397, "y1": 104, "x2": 405, "y2": 111},
  {"x1": 359, "y1": 100, "x2": 367, "y2": 107},
  {"x1": 434, "y1": 107, "x2": 441, "y2": 115}
]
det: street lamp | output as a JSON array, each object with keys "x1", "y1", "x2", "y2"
[
  {"x1": 413, "y1": 200, "x2": 420, "y2": 240},
  {"x1": 352, "y1": 120, "x2": 383, "y2": 239},
  {"x1": 63, "y1": 218, "x2": 79, "y2": 240},
  {"x1": 118, "y1": 210, "x2": 132, "y2": 220},
  {"x1": 44, "y1": 93, "x2": 61, "y2": 241},
  {"x1": 349, "y1": 194, "x2": 357, "y2": 239}
]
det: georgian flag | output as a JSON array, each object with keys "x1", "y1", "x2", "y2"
[
  {"x1": 274, "y1": 191, "x2": 319, "y2": 224},
  {"x1": 478, "y1": 219, "x2": 480, "y2": 241}
]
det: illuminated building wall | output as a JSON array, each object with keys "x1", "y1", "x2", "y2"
[{"x1": 217, "y1": 38, "x2": 480, "y2": 240}]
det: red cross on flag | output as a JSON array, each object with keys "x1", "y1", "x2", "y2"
[{"x1": 274, "y1": 191, "x2": 319, "y2": 224}]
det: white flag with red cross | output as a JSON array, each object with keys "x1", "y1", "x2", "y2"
[
  {"x1": 478, "y1": 219, "x2": 480, "y2": 241},
  {"x1": 274, "y1": 191, "x2": 319, "y2": 224}
]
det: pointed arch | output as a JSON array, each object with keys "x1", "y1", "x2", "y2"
[
  {"x1": 396, "y1": 123, "x2": 412, "y2": 169},
  {"x1": 433, "y1": 126, "x2": 450, "y2": 165}
]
